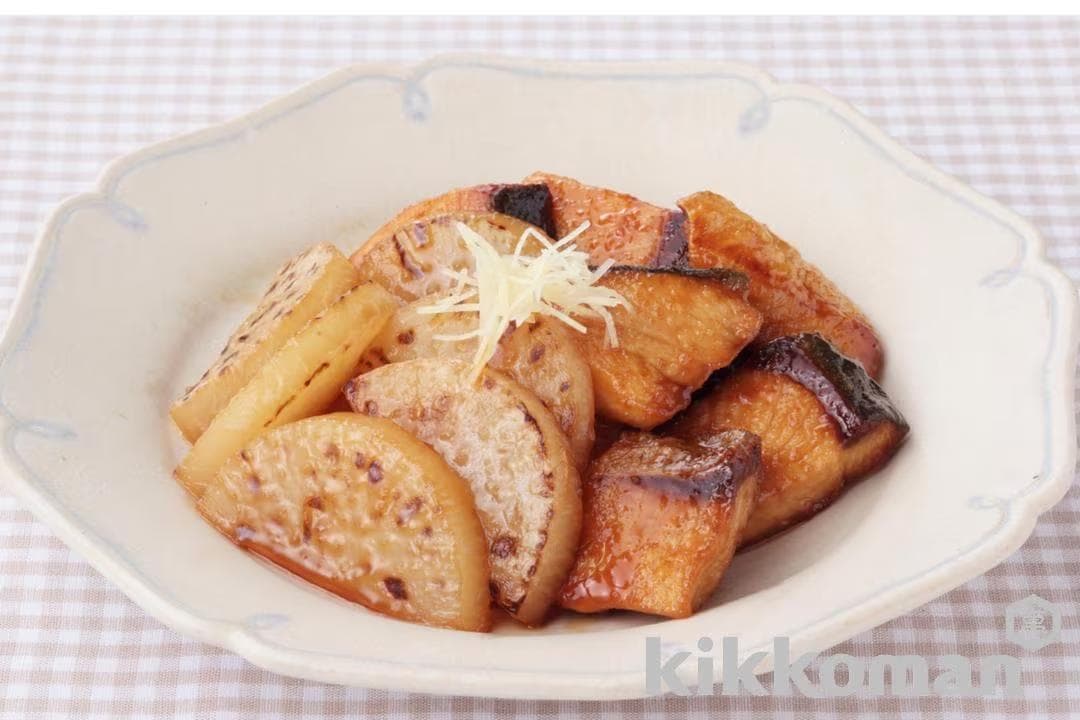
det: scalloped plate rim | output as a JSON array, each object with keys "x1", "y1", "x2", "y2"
[{"x1": 0, "y1": 56, "x2": 1076, "y2": 700}]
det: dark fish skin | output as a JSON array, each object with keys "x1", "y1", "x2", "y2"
[
  {"x1": 746, "y1": 333, "x2": 907, "y2": 444},
  {"x1": 491, "y1": 184, "x2": 557, "y2": 239}
]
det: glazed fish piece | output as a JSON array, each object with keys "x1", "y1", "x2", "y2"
[
  {"x1": 672, "y1": 333, "x2": 908, "y2": 545},
  {"x1": 522, "y1": 171, "x2": 684, "y2": 266},
  {"x1": 678, "y1": 191, "x2": 885, "y2": 378},
  {"x1": 560, "y1": 430, "x2": 761, "y2": 618},
  {"x1": 581, "y1": 266, "x2": 762, "y2": 429},
  {"x1": 521, "y1": 172, "x2": 886, "y2": 378}
]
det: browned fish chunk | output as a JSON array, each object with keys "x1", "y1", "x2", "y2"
[
  {"x1": 522, "y1": 171, "x2": 683, "y2": 266},
  {"x1": 672, "y1": 333, "x2": 908, "y2": 545},
  {"x1": 678, "y1": 191, "x2": 885, "y2": 378},
  {"x1": 582, "y1": 266, "x2": 762, "y2": 429},
  {"x1": 516, "y1": 174, "x2": 885, "y2": 378},
  {"x1": 560, "y1": 430, "x2": 761, "y2": 618}
]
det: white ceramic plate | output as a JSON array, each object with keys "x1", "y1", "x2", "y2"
[{"x1": 1, "y1": 57, "x2": 1076, "y2": 700}]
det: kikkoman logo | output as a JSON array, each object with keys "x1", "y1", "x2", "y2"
[{"x1": 645, "y1": 594, "x2": 1063, "y2": 698}]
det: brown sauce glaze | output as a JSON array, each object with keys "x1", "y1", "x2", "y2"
[{"x1": 746, "y1": 333, "x2": 907, "y2": 444}]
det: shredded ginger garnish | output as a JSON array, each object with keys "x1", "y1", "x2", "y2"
[{"x1": 417, "y1": 221, "x2": 629, "y2": 381}]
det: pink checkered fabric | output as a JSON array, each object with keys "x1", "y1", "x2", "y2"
[{"x1": 1, "y1": 15, "x2": 1077, "y2": 719}]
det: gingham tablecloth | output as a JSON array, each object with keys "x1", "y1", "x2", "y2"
[{"x1": 1, "y1": 15, "x2": 1077, "y2": 719}]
